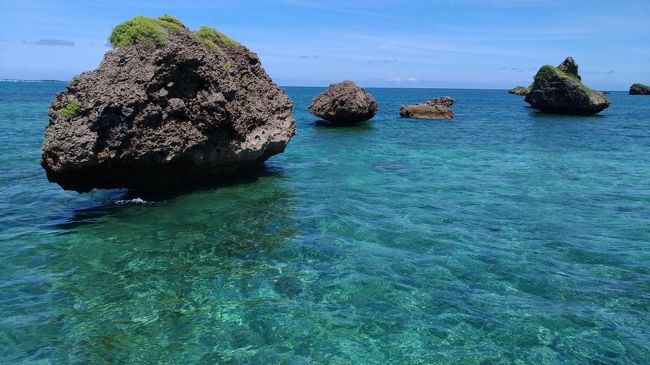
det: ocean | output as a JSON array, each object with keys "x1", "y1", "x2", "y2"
[{"x1": 1, "y1": 81, "x2": 649, "y2": 364}]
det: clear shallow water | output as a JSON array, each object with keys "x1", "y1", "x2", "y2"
[{"x1": 1, "y1": 82, "x2": 649, "y2": 364}]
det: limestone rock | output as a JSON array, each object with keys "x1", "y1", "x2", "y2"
[
  {"x1": 508, "y1": 86, "x2": 530, "y2": 96},
  {"x1": 41, "y1": 16, "x2": 295, "y2": 192},
  {"x1": 629, "y1": 83, "x2": 650, "y2": 95},
  {"x1": 309, "y1": 80, "x2": 378, "y2": 124},
  {"x1": 399, "y1": 97, "x2": 455, "y2": 119},
  {"x1": 524, "y1": 57, "x2": 610, "y2": 115}
]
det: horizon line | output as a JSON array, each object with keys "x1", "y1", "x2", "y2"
[{"x1": 0, "y1": 79, "x2": 629, "y2": 92}]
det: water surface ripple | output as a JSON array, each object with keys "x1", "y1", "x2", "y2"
[{"x1": 1, "y1": 83, "x2": 649, "y2": 364}]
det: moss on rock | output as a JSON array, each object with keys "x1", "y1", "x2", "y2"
[
  {"x1": 108, "y1": 15, "x2": 241, "y2": 54},
  {"x1": 194, "y1": 26, "x2": 240, "y2": 49},
  {"x1": 157, "y1": 14, "x2": 186, "y2": 31},
  {"x1": 108, "y1": 15, "x2": 188, "y2": 47},
  {"x1": 54, "y1": 100, "x2": 81, "y2": 117},
  {"x1": 534, "y1": 65, "x2": 593, "y2": 91}
]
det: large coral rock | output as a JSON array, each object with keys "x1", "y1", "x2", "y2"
[
  {"x1": 309, "y1": 80, "x2": 378, "y2": 124},
  {"x1": 41, "y1": 16, "x2": 295, "y2": 192},
  {"x1": 399, "y1": 97, "x2": 455, "y2": 119},
  {"x1": 524, "y1": 57, "x2": 611, "y2": 115}
]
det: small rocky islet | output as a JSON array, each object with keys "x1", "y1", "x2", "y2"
[
  {"x1": 524, "y1": 57, "x2": 611, "y2": 115},
  {"x1": 629, "y1": 83, "x2": 650, "y2": 95},
  {"x1": 42, "y1": 15, "x2": 295, "y2": 192},
  {"x1": 508, "y1": 86, "x2": 530, "y2": 96},
  {"x1": 308, "y1": 80, "x2": 378, "y2": 125},
  {"x1": 41, "y1": 16, "x2": 628, "y2": 192}
]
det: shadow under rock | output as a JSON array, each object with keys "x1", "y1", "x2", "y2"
[
  {"x1": 53, "y1": 164, "x2": 286, "y2": 230},
  {"x1": 22, "y1": 165, "x2": 301, "y2": 363},
  {"x1": 527, "y1": 106, "x2": 607, "y2": 120},
  {"x1": 313, "y1": 119, "x2": 374, "y2": 129}
]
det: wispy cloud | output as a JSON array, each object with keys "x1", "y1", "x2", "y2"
[
  {"x1": 350, "y1": 33, "x2": 530, "y2": 57},
  {"x1": 449, "y1": 0, "x2": 562, "y2": 7},
  {"x1": 498, "y1": 67, "x2": 524, "y2": 73},
  {"x1": 583, "y1": 70, "x2": 616, "y2": 75},
  {"x1": 277, "y1": 0, "x2": 403, "y2": 19},
  {"x1": 23, "y1": 39, "x2": 75, "y2": 47},
  {"x1": 387, "y1": 77, "x2": 419, "y2": 84},
  {"x1": 369, "y1": 59, "x2": 398, "y2": 64}
]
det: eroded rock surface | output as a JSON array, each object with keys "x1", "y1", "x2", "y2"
[
  {"x1": 400, "y1": 97, "x2": 455, "y2": 119},
  {"x1": 41, "y1": 16, "x2": 295, "y2": 192}
]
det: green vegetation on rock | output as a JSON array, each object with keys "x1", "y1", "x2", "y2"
[
  {"x1": 533, "y1": 65, "x2": 595, "y2": 93},
  {"x1": 194, "y1": 26, "x2": 240, "y2": 49},
  {"x1": 109, "y1": 15, "x2": 187, "y2": 47},
  {"x1": 108, "y1": 15, "x2": 242, "y2": 54},
  {"x1": 534, "y1": 65, "x2": 577, "y2": 82},
  {"x1": 157, "y1": 14, "x2": 186, "y2": 31},
  {"x1": 630, "y1": 83, "x2": 649, "y2": 89},
  {"x1": 55, "y1": 100, "x2": 81, "y2": 117}
]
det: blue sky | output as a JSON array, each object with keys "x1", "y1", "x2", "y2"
[{"x1": 0, "y1": 0, "x2": 648, "y2": 89}]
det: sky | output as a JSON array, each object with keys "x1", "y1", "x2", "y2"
[{"x1": 0, "y1": 0, "x2": 648, "y2": 90}]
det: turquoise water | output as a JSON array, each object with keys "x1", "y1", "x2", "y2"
[{"x1": 1, "y1": 82, "x2": 649, "y2": 364}]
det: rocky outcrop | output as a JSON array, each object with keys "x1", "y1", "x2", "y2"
[
  {"x1": 558, "y1": 57, "x2": 581, "y2": 80},
  {"x1": 629, "y1": 83, "x2": 650, "y2": 95},
  {"x1": 309, "y1": 81, "x2": 378, "y2": 124},
  {"x1": 524, "y1": 57, "x2": 611, "y2": 115},
  {"x1": 399, "y1": 97, "x2": 455, "y2": 119},
  {"x1": 508, "y1": 86, "x2": 530, "y2": 96},
  {"x1": 41, "y1": 15, "x2": 295, "y2": 192}
]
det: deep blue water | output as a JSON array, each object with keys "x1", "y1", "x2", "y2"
[{"x1": 1, "y1": 81, "x2": 649, "y2": 364}]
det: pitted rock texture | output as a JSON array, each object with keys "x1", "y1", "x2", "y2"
[
  {"x1": 399, "y1": 97, "x2": 455, "y2": 119},
  {"x1": 309, "y1": 81, "x2": 378, "y2": 124},
  {"x1": 525, "y1": 57, "x2": 610, "y2": 115},
  {"x1": 41, "y1": 17, "x2": 295, "y2": 192}
]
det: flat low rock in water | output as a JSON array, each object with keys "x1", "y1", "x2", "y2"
[
  {"x1": 399, "y1": 96, "x2": 455, "y2": 119},
  {"x1": 508, "y1": 86, "x2": 530, "y2": 96},
  {"x1": 41, "y1": 16, "x2": 295, "y2": 193}
]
